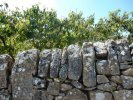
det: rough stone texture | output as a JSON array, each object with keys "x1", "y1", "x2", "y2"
[
  {"x1": 89, "y1": 90, "x2": 113, "y2": 100},
  {"x1": 116, "y1": 39, "x2": 132, "y2": 63},
  {"x1": 0, "y1": 54, "x2": 13, "y2": 89},
  {"x1": 63, "y1": 88, "x2": 88, "y2": 100},
  {"x1": 110, "y1": 76, "x2": 122, "y2": 84},
  {"x1": 82, "y1": 42, "x2": 96, "y2": 87},
  {"x1": 121, "y1": 75, "x2": 133, "y2": 89},
  {"x1": 38, "y1": 49, "x2": 51, "y2": 78},
  {"x1": 96, "y1": 60, "x2": 110, "y2": 75},
  {"x1": 122, "y1": 68, "x2": 133, "y2": 76},
  {"x1": 0, "y1": 90, "x2": 10, "y2": 100},
  {"x1": 119, "y1": 64, "x2": 133, "y2": 69},
  {"x1": 67, "y1": 44, "x2": 82, "y2": 80},
  {"x1": 113, "y1": 90, "x2": 133, "y2": 100},
  {"x1": 11, "y1": 49, "x2": 39, "y2": 100},
  {"x1": 61, "y1": 84, "x2": 72, "y2": 91},
  {"x1": 50, "y1": 49, "x2": 62, "y2": 78},
  {"x1": 97, "y1": 75, "x2": 109, "y2": 84},
  {"x1": 33, "y1": 77, "x2": 46, "y2": 89},
  {"x1": 97, "y1": 82, "x2": 117, "y2": 92},
  {"x1": 94, "y1": 42, "x2": 107, "y2": 59},
  {"x1": 32, "y1": 90, "x2": 54, "y2": 100},
  {"x1": 106, "y1": 40, "x2": 120, "y2": 75},
  {"x1": 71, "y1": 81, "x2": 84, "y2": 89},
  {"x1": 59, "y1": 47, "x2": 68, "y2": 80},
  {"x1": 47, "y1": 82, "x2": 60, "y2": 95}
]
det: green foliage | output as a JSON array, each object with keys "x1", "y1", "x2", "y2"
[{"x1": 0, "y1": 4, "x2": 133, "y2": 58}]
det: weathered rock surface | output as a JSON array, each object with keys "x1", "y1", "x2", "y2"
[
  {"x1": 89, "y1": 90, "x2": 113, "y2": 100},
  {"x1": 121, "y1": 75, "x2": 133, "y2": 89},
  {"x1": 11, "y1": 49, "x2": 39, "y2": 100},
  {"x1": 106, "y1": 40, "x2": 120, "y2": 75},
  {"x1": 97, "y1": 75, "x2": 109, "y2": 84},
  {"x1": 71, "y1": 81, "x2": 84, "y2": 89},
  {"x1": 0, "y1": 54, "x2": 13, "y2": 89},
  {"x1": 82, "y1": 42, "x2": 96, "y2": 87},
  {"x1": 110, "y1": 76, "x2": 122, "y2": 84},
  {"x1": 63, "y1": 88, "x2": 88, "y2": 100},
  {"x1": 113, "y1": 90, "x2": 133, "y2": 100},
  {"x1": 119, "y1": 64, "x2": 133, "y2": 69},
  {"x1": 116, "y1": 39, "x2": 132, "y2": 63},
  {"x1": 0, "y1": 90, "x2": 10, "y2": 100},
  {"x1": 96, "y1": 60, "x2": 110, "y2": 75},
  {"x1": 38, "y1": 49, "x2": 51, "y2": 78},
  {"x1": 122, "y1": 68, "x2": 133, "y2": 76},
  {"x1": 61, "y1": 84, "x2": 72, "y2": 91},
  {"x1": 50, "y1": 49, "x2": 62, "y2": 78},
  {"x1": 94, "y1": 42, "x2": 107, "y2": 59},
  {"x1": 97, "y1": 82, "x2": 117, "y2": 92},
  {"x1": 47, "y1": 82, "x2": 60, "y2": 95},
  {"x1": 33, "y1": 77, "x2": 46, "y2": 89},
  {"x1": 67, "y1": 45, "x2": 82, "y2": 80}
]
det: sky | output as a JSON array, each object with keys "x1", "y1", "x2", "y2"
[{"x1": 0, "y1": 0, "x2": 133, "y2": 22}]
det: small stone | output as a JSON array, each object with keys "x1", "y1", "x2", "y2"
[
  {"x1": 97, "y1": 75, "x2": 109, "y2": 84},
  {"x1": 121, "y1": 75, "x2": 133, "y2": 89},
  {"x1": 0, "y1": 90, "x2": 10, "y2": 100},
  {"x1": 82, "y1": 42, "x2": 96, "y2": 87},
  {"x1": 67, "y1": 44, "x2": 82, "y2": 80},
  {"x1": 59, "y1": 64, "x2": 68, "y2": 80},
  {"x1": 110, "y1": 76, "x2": 122, "y2": 84},
  {"x1": 38, "y1": 49, "x2": 51, "y2": 78},
  {"x1": 94, "y1": 42, "x2": 107, "y2": 59},
  {"x1": 97, "y1": 82, "x2": 117, "y2": 92},
  {"x1": 71, "y1": 81, "x2": 84, "y2": 89},
  {"x1": 55, "y1": 96, "x2": 64, "y2": 100},
  {"x1": 113, "y1": 90, "x2": 133, "y2": 100},
  {"x1": 61, "y1": 84, "x2": 72, "y2": 91},
  {"x1": 89, "y1": 90, "x2": 113, "y2": 100},
  {"x1": 96, "y1": 60, "x2": 110, "y2": 75},
  {"x1": 119, "y1": 64, "x2": 133, "y2": 70},
  {"x1": 47, "y1": 82, "x2": 60, "y2": 95},
  {"x1": 84, "y1": 87, "x2": 96, "y2": 91},
  {"x1": 122, "y1": 68, "x2": 133, "y2": 76},
  {"x1": 63, "y1": 88, "x2": 88, "y2": 100},
  {"x1": 50, "y1": 49, "x2": 62, "y2": 78}
]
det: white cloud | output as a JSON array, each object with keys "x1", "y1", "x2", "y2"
[{"x1": 0, "y1": 0, "x2": 57, "y2": 10}]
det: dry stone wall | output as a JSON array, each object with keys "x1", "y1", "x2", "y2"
[{"x1": 0, "y1": 39, "x2": 133, "y2": 100}]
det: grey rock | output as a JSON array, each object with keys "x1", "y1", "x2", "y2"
[
  {"x1": 96, "y1": 60, "x2": 110, "y2": 75},
  {"x1": 110, "y1": 76, "x2": 122, "y2": 84},
  {"x1": 61, "y1": 84, "x2": 72, "y2": 91},
  {"x1": 106, "y1": 40, "x2": 120, "y2": 75},
  {"x1": 38, "y1": 49, "x2": 51, "y2": 78},
  {"x1": 89, "y1": 90, "x2": 113, "y2": 100},
  {"x1": 33, "y1": 77, "x2": 46, "y2": 89},
  {"x1": 61, "y1": 47, "x2": 68, "y2": 65},
  {"x1": 11, "y1": 49, "x2": 39, "y2": 100},
  {"x1": 63, "y1": 88, "x2": 88, "y2": 100},
  {"x1": 0, "y1": 90, "x2": 10, "y2": 100},
  {"x1": 94, "y1": 42, "x2": 107, "y2": 59},
  {"x1": 82, "y1": 42, "x2": 96, "y2": 87},
  {"x1": 116, "y1": 39, "x2": 131, "y2": 63},
  {"x1": 113, "y1": 90, "x2": 133, "y2": 100},
  {"x1": 121, "y1": 75, "x2": 133, "y2": 89},
  {"x1": 122, "y1": 68, "x2": 133, "y2": 76},
  {"x1": 67, "y1": 45, "x2": 82, "y2": 80},
  {"x1": 84, "y1": 87, "x2": 96, "y2": 91},
  {"x1": 55, "y1": 96, "x2": 64, "y2": 100},
  {"x1": 47, "y1": 82, "x2": 60, "y2": 95},
  {"x1": 33, "y1": 90, "x2": 54, "y2": 100},
  {"x1": 97, "y1": 75, "x2": 109, "y2": 84},
  {"x1": 97, "y1": 82, "x2": 117, "y2": 92},
  {"x1": 59, "y1": 64, "x2": 68, "y2": 81},
  {"x1": 0, "y1": 54, "x2": 13, "y2": 89},
  {"x1": 71, "y1": 81, "x2": 84, "y2": 89},
  {"x1": 119, "y1": 64, "x2": 133, "y2": 70},
  {"x1": 50, "y1": 49, "x2": 62, "y2": 78}
]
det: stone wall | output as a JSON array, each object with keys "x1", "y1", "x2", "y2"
[{"x1": 0, "y1": 39, "x2": 133, "y2": 100}]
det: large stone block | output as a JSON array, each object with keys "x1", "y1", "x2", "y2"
[
  {"x1": 50, "y1": 49, "x2": 62, "y2": 78},
  {"x1": 11, "y1": 49, "x2": 39, "y2": 100},
  {"x1": 0, "y1": 54, "x2": 13, "y2": 89},
  {"x1": 82, "y1": 42, "x2": 96, "y2": 87},
  {"x1": 94, "y1": 42, "x2": 107, "y2": 59},
  {"x1": 63, "y1": 88, "x2": 88, "y2": 100},
  {"x1": 113, "y1": 90, "x2": 133, "y2": 100},
  {"x1": 67, "y1": 45, "x2": 82, "y2": 80},
  {"x1": 38, "y1": 49, "x2": 51, "y2": 78},
  {"x1": 89, "y1": 90, "x2": 113, "y2": 100}
]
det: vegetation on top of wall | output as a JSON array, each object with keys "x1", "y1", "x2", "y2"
[{"x1": 0, "y1": 3, "x2": 133, "y2": 59}]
